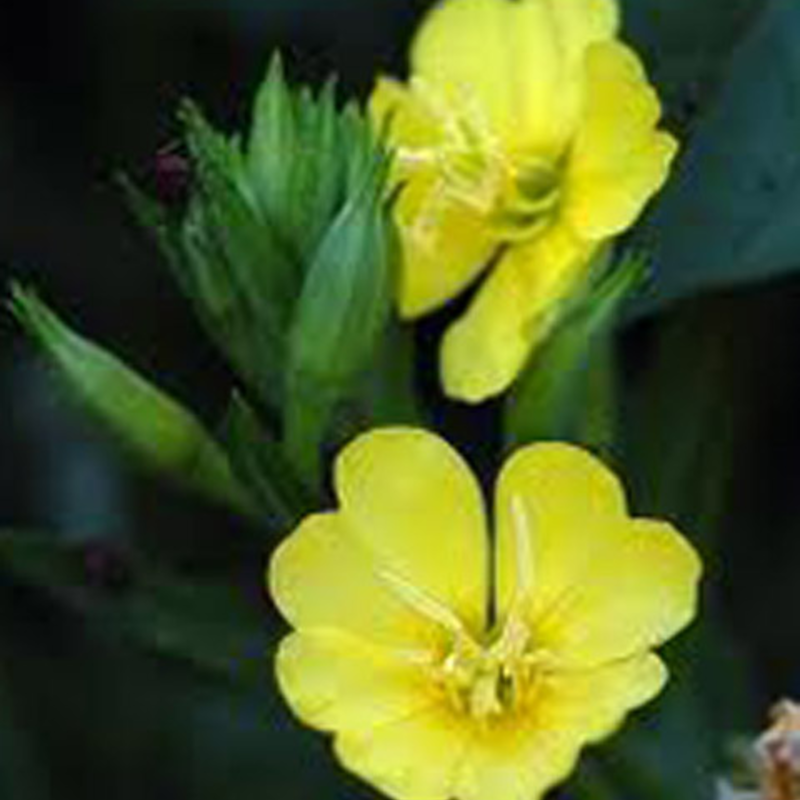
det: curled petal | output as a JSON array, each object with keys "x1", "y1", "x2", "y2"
[
  {"x1": 411, "y1": 0, "x2": 618, "y2": 154},
  {"x1": 371, "y1": 77, "x2": 499, "y2": 317},
  {"x1": 370, "y1": 77, "x2": 442, "y2": 160},
  {"x1": 564, "y1": 41, "x2": 679, "y2": 239},
  {"x1": 441, "y1": 227, "x2": 595, "y2": 403},
  {"x1": 394, "y1": 172, "x2": 499, "y2": 318}
]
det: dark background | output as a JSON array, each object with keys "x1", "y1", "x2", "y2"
[{"x1": 1, "y1": 1, "x2": 798, "y2": 798}]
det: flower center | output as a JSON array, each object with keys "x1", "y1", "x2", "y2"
[
  {"x1": 435, "y1": 616, "x2": 544, "y2": 720},
  {"x1": 396, "y1": 81, "x2": 562, "y2": 249},
  {"x1": 489, "y1": 158, "x2": 562, "y2": 242},
  {"x1": 377, "y1": 497, "x2": 549, "y2": 723}
]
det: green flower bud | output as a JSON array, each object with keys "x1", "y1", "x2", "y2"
[
  {"x1": 9, "y1": 284, "x2": 256, "y2": 518},
  {"x1": 122, "y1": 55, "x2": 401, "y2": 487}
]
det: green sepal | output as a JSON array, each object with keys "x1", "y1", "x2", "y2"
[
  {"x1": 8, "y1": 284, "x2": 257, "y2": 519},
  {"x1": 504, "y1": 250, "x2": 648, "y2": 451},
  {"x1": 179, "y1": 101, "x2": 301, "y2": 407},
  {"x1": 284, "y1": 151, "x2": 397, "y2": 482},
  {"x1": 246, "y1": 53, "x2": 299, "y2": 256},
  {"x1": 180, "y1": 99, "x2": 300, "y2": 319},
  {"x1": 246, "y1": 55, "x2": 347, "y2": 264},
  {"x1": 119, "y1": 173, "x2": 286, "y2": 411}
]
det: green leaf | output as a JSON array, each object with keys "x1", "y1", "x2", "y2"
[
  {"x1": 632, "y1": 0, "x2": 800, "y2": 314},
  {"x1": 505, "y1": 251, "x2": 647, "y2": 451},
  {"x1": 615, "y1": 291, "x2": 764, "y2": 800},
  {"x1": 622, "y1": 0, "x2": 766, "y2": 119},
  {"x1": 0, "y1": 530, "x2": 267, "y2": 682},
  {"x1": 8, "y1": 285, "x2": 257, "y2": 520},
  {"x1": 0, "y1": 660, "x2": 50, "y2": 800}
]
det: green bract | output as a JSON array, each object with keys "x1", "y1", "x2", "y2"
[
  {"x1": 15, "y1": 56, "x2": 399, "y2": 507},
  {"x1": 126, "y1": 56, "x2": 397, "y2": 486}
]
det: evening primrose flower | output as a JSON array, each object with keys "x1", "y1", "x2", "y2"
[
  {"x1": 370, "y1": 0, "x2": 678, "y2": 402},
  {"x1": 269, "y1": 428, "x2": 701, "y2": 800}
]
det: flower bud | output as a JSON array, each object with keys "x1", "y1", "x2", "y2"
[{"x1": 9, "y1": 285, "x2": 255, "y2": 518}]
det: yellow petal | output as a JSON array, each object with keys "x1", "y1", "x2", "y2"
[
  {"x1": 441, "y1": 227, "x2": 594, "y2": 403},
  {"x1": 336, "y1": 427, "x2": 489, "y2": 635},
  {"x1": 325, "y1": 646, "x2": 665, "y2": 800},
  {"x1": 276, "y1": 630, "x2": 434, "y2": 733},
  {"x1": 269, "y1": 512, "x2": 442, "y2": 648},
  {"x1": 537, "y1": 653, "x2": 667, "y2": 740},
  {"x1": 535, "y1": 517, "x2": 701, "y2": 666},
  {"x1": 495, "y1": 443, "x2": 701, "y2": 668},
  {"x1": 453, "y1": 655, "x2": 664, "y2": 800},
  {"x1": 455, "y1": 725, "x2": 578, "y2": 800},
  {"x1": 394, "y1": 170, "x2": 499, "y2": 318},
  {"x1": 495, "y1": 442, "x2": 625, "y2": 621},
  {"x1": 411, "y1": 0, "x2": 619, "y2": 155},
  {"x1": 370, "y1": 76, "x2": 499, "y2": 317},
  {"x1": 336, "y1": 705, "x2": 469, "y2": 800},
  {"x1": 564, "y1": 41, "x2": 679, "y2": 239}
]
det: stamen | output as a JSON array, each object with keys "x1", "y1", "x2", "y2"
[
  {"x1": 398, "y1": 78, "x2": 562, "y2": 252},
  {"x1": 395, "y1": 147, "x2": 439, "y2": 168},
  {"x1": 401, "y1": 77, "x2": 508, "y2": 221},
  {"x1": 377, "y1": 567, "x2": 467, "y2": 638},
  {"x1": 510, "y1": 494, "x2": 535, "y2": 602}
]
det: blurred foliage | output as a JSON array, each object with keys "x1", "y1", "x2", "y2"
[
  {"x1": 2, "y1": 0, "x2": 800, "y2": 799},
  {"x1": 634, "y1": 0, "x2": 800, "y2": 313},
  {"x1": 504, "y1": 249, "x2": 646, "y2": 455}
]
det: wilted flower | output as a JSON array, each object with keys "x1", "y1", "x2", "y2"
[
  {"x1": 269, "y1": 428, "x2": 700, "y2": 800},
  {"x1": 371, "y1": 0, "x2": 677, "y2": 402},
  {"x1": 717, "y1": 700, "x2": 800, "y2": 800}
]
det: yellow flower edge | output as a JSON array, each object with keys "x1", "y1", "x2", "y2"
[
  {"x1": 370, "y1": 0, "x2": 678, "y2": 403},
  {"x1": 269, "y1": 428, "x2": 702, "y2": 800}
]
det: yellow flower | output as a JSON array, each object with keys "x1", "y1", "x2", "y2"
[
  {"x1": 370, "y1": 0, "x2": 678, "y2": 402},
  {"x1": 269, "y1": 428, "x2": 701, "y2": 800}
]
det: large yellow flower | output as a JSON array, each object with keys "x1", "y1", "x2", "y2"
[
  {"x1": 370, "y1": 0, "x2": 677, "y2": 402},
  {"x1": 269, "y1": 428, "x2": 701, "y2": 800}
]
